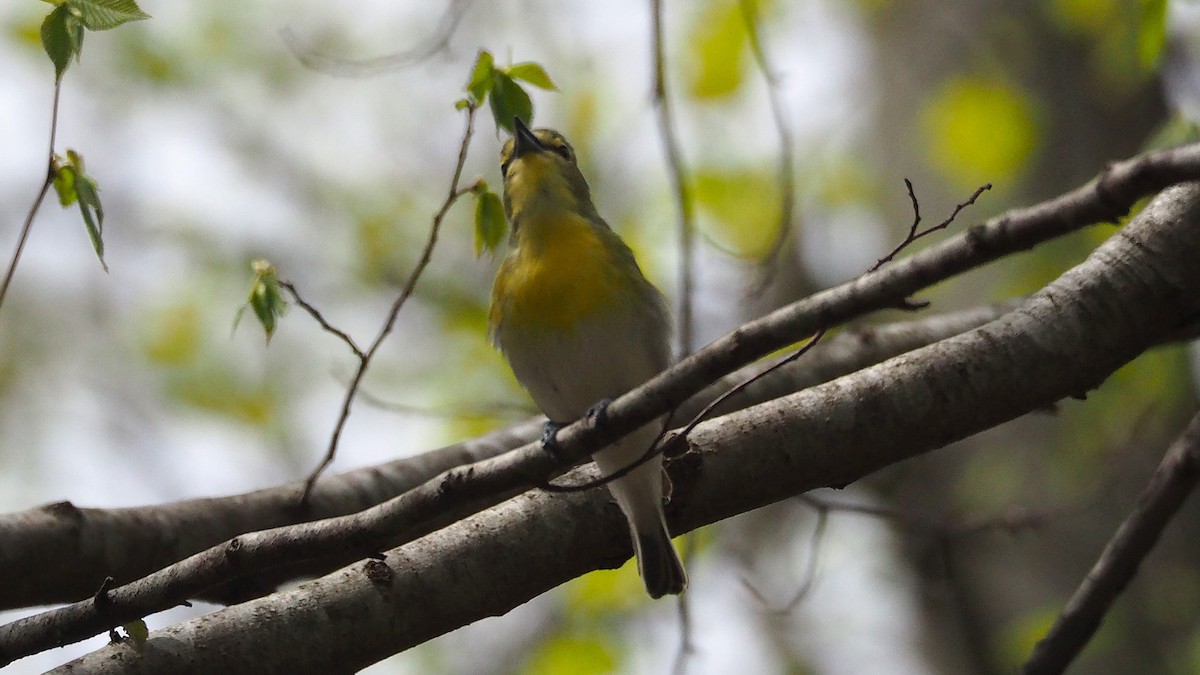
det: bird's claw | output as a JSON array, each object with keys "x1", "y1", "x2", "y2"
[{"x1": 540, "y1": 420, "x2": 566, "y2": 462}]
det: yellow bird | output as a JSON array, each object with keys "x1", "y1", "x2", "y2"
[{"x1": 489, "y1": 117, "x2": 687, "y2": 598}]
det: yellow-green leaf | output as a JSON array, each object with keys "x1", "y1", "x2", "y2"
[
  {"x1": 521, "y1": 634, "x2": 618, "y2": 675},
  {"x1": 473, "y1": 186, "x2": 506, "y2": 257},
  {"x1": 74, "y1": 0, "x2": 150, "y2": 31},
  {"x1": 52, "y1": 163, "x2": 79, "y2": 207},
  {"x1": 686, "y1": 0, "x2": 752, "y2": 99},
  {"x1": 506, "y1": 62, "x2": 557, "y2": 91},
  {"x1": 922, "y1": 75, "x2": 1039, "y2": 190},
  {"x1": 122, "y1": 619, "x2": 149, "y2": 650},
  {"x1": 237, "y1": 260, "x2": 286, "y2": 343},
  {"x1": 1137, "y1": 0, "x2": 1167, "y2": 71},
  {"x1": 467, "y1": 49, "x2": 495, "y2": 104},
  {"x1": 694, "y1": 167, "x2": 780, "y2": 257}
]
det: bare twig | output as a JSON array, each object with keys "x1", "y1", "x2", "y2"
[
  {"x1": 356, "y1": 388, "x2": 535, "y2": 421},
  {"x1": 741, "y1": 505, "x2": 829, "y2": 612},
  {"x1": 280, "y1": 0, "x2": 474, "y2": 78},
  {"x1": 872, "y1": 179, "x2": 991, "y2": 272},
  {"x1": 740, "y1": 0, "x2": 800, "y2": 289},
  {"x1": 1023, "y1": 410, "x2": 1200, "y2": 675},
  {"x1": 0, "y1": 80, "x2": 63, "y2": 314},
  {"x1": 301, "y1": 105, "x2": 479, "y2": 500},
  {"x1": 650, "y1": 0, "x2": 697, "y2": 358},
  {"x1": 280, "y1": 280, "x2": 365, "y2": 359}
]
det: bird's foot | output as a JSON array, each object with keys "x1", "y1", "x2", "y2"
[
  {"x1": 540, "y1": 420, "x2": 567, "y2": 462},
  {"x1": 586, "y1": 398, "x2": 612, "y2": 429}
]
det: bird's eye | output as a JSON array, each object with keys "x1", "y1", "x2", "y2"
[
  {"x1": 501, "y1": 158, "x2": 512, "y2": 177},
  {"x1": 552, "y1": 144, "x2": 572, "y2": 161}
]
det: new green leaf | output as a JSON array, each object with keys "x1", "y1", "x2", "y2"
[
  {"x1": 489, "y1": 72, "x2": 533, "y2": 134},
  {"x1": 74, "y1": 0, "x2": 150, "y2": 31},
  {"x1": 506, "y1": 62, "x2": 558, "y2": 91},
  {"x1": 467, "y1": 50, "x2": 495, "y2": 104},
  {"x1": 40, "y1": 4, "x2": 79, "y2": 80},
  {"x1": 74, "y1": 173, "x2": 107, "y2": 271},
  {"x1": 52, "y1": 150, "x2": 107, "y2": 271},
  {"x1": 237, "y1": 260, "x2": 287, "y2": 343},
  {"x1": 122, "y1": 619, "x2": 149, "y2": 650},
  {"x1": 473, "y1": 184, "x2": 507, "y2": 256}
]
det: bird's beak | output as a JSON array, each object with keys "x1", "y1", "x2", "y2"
[{"x1": 512, "y1": 117, "x2": 543, "y2": 158}]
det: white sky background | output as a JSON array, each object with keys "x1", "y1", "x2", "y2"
[{"x1": 0, "y1": 1, "x2": 933, "y2": 673}]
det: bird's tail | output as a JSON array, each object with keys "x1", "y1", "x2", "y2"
[
  {"x1": 634, "y1": 521, "x2": 687, "y2": 598},
  {"x1": 594, "y1": 423, "x2": 687, "y2": 598}
]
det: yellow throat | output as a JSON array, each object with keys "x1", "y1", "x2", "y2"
[{"x1": 490, "y1": 135, "x2": 625, "y2": 333}]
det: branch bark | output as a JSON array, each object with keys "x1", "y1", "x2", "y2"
[
  {"x1": 0, "y1": 304, "x2": 1011, "y2": 610},
  {"x1": 42, "y1": 182, "x2": 1200, "y2": 673}
]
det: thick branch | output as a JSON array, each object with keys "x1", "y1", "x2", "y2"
[
  {"x1": 0, "y1": 304, "x2": 1011, "y2": 610},
  {"x1": 46, "y1": 182, "x2": 1200, "y2": 674},
  {"x1": 3, "y1": 140, "x2": 1200, "y2": 640}
]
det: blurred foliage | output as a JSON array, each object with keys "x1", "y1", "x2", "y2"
[
  {"x1": 1, "y1": 0, "x2": 1197, "y2": 673},
  {"x1": 520, "y1": 633, "x2": 619, "y2": 675},
  {"x1": 1044, "y1": 0, "x2": 1166, "y2": 93},
  {"x1": 922, "y1": 75, "x2": 1040, "y2": 192},
  {"x1": 694, "y1": 167, "x2": 780, "y2": 257}
]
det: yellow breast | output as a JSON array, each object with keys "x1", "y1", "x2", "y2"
[{"x1": 490, "y1": 211, "x2": 622, "y2": 333}]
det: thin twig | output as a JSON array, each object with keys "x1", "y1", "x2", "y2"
[
  {"x1": 741, "y1": 504, "x2": 829, "y2": 612},
  {"x1": 651, "y1": 0, "x2": 697, "y2": 358},
  {"x1": 280, "y1": 280, "x2": 365, "y2": 359},
  {"x1": 301, "y1": 105, "x2": 479, "y2": 501},
  {"x1": 651, "y1": 1, "x2": 698, "y2": 664},
  {"x1": 1023, "y1": 410, "x2": 1200, "y2": 674},
  {"x1": 356, "y1": 388, "x2": 535, "y2": 421},
  {"x1": 0, "y1": 79, "x2": 63, "y2": 314},
  {"x1": 871, "y1": 179, "x2": 991, "y2": 272},
  {"x1": 279, "y1": 0, "x2": 474, "y2": 78}
]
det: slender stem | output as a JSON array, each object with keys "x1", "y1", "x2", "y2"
[
  {"x1": 740, "y1": 0, "x2": 799, "y2": 287},
  {"x1": 301, "y1": 106, "x2": 479, "y2": 501},
  {"x1": 1023, "y1": 411, "x2": 1200, "y2": 674},
  {"x1": 0, "y1": 79, "x2": 63, "y2": 314},
  {"x1": 651, "y1": 0, "x2": 696, "y2": 358}
]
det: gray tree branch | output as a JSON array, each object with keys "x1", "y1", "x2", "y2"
[{"x1": 37, "y1": 180, "x2": 1200, "y2": 673}]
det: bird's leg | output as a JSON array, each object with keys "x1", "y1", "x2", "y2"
[{"x1": 586, "y1": 398, "x2": 612, "y2": 429}]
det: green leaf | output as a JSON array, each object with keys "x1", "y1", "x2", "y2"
[
  {"x1": 40, "y1": 4, "x2": 75, "y2": 79},
  {"x1": 686, "y1": 0, "x2": 751, "y2": 100},
  {"x1": 473, "y1": 185, "x2": 507, "y2": 257},
  {"x1": 52, "y1": 151, "x2": 108, "y2": 271},
  {"x1": 73, "y1": 0, "x2": 150, "y2": 31},
  {"x1": 52, "y1": 161, "x2": 79, "y2": 207},
  {"x1": 466, "y1": 49, "x2": 495, "y2": 104},
  {"x1": 921, "y1": 75, "x2": 1039, "y2": 190},
  {"x1": 239, "y1": 260, "x2": 287, "y2": 344},
  {"x1": 122, "y1": 619, "x2": 149, "y2": 650},
  {"x1": 506, "y1": 62, "x2": 557, "y2": 91},
  {"x1": 489, "y1": 72, "x2": 533, "y2": 134},
  {"x1": 521, "y1": 634, "x2": 618, "y2": 675},
  {"x1": 74, "y1": 173, "x2": 107, "y2": 271}
]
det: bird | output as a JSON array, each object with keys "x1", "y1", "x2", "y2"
[{"x1": 488, "y1": 117, "x2": 687, "y2": 598}]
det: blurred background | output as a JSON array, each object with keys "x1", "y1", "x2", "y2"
[{"x1": 1, "y1": 0, "x2": 1198, "y2": 673}]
